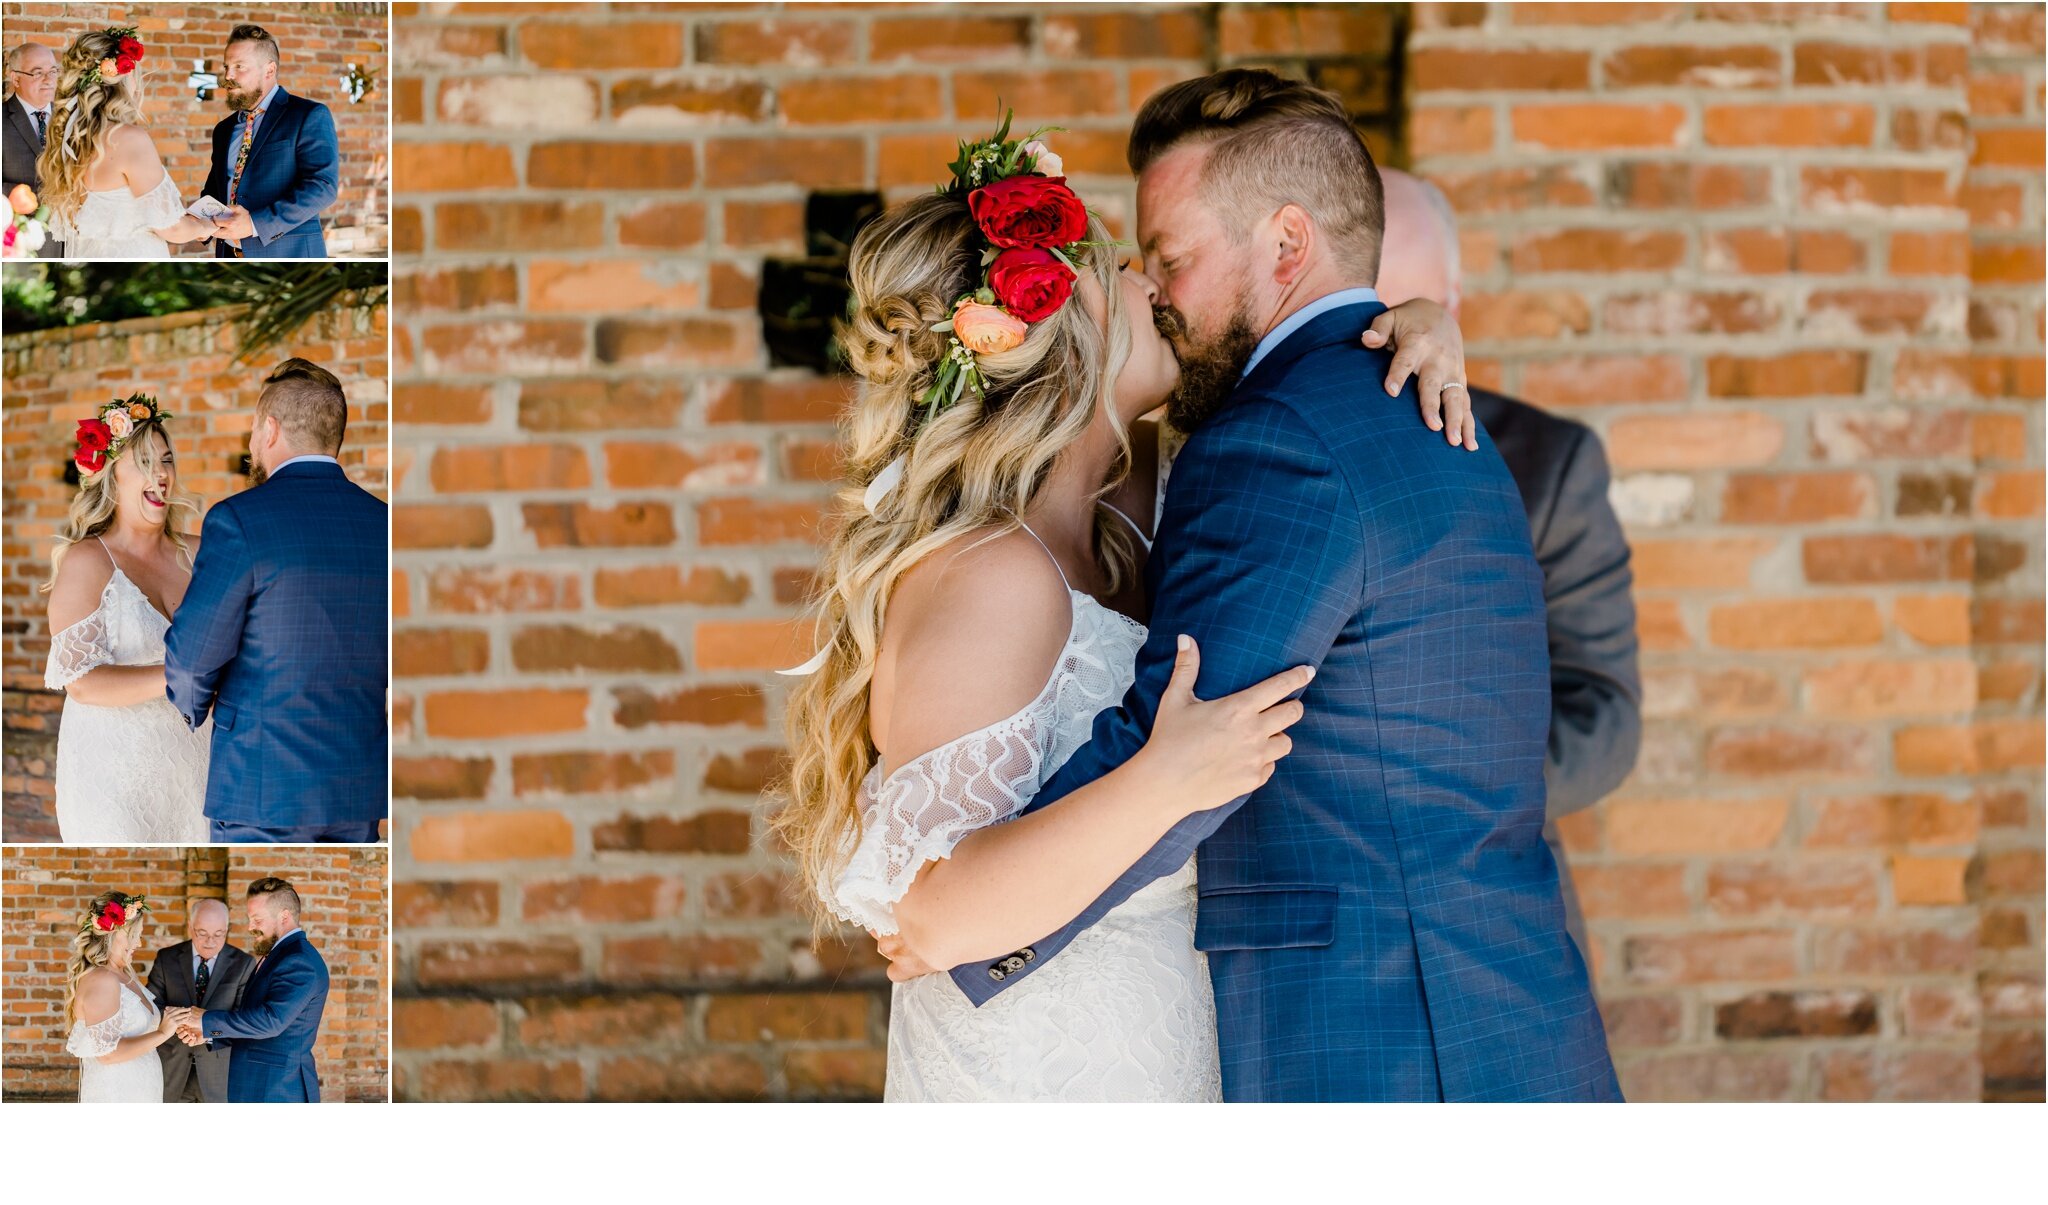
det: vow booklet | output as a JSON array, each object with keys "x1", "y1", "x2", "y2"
[{"x1": 186, "y1": 196, "x2": 231, "y2": 220}]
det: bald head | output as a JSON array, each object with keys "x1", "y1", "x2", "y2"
[
  {"x1": 189, "y1": 898, "x2": 230, "y2": 960},
  {"x1": 5, "y1": 42, "x2": 58, "y2": 108},
  {"x1": 1375, "y1": 169, "x2": 1461, "y2": 316}
]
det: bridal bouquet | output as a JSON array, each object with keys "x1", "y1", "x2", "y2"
[{"x1": 3, "y1": 184, "x2": 50, "y2": 259}]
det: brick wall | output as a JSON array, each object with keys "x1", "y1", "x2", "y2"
[
  {"x1": 2, "y1": 2, "x2": 390, "y2": 257},
  {"x1": 1, "y1": 294, "x2": 391, "y2": 840},
  {"x1": 1407, "y1": 0, "x2": 2042, "y2": 1102},
  {"x1": 0, "y1": 845, "x2": 390, "y2": 1102},
  {"x1": 385, "y1": 1, "x2": 2043, "y2": 1102}
]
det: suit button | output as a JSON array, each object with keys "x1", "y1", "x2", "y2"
[
  {"x1": 988, "y1": 967, "x2": 1005, "y2": 982},
  {"x1": 1019, "y1": 948, "x2": 1035, "y2": 963}
]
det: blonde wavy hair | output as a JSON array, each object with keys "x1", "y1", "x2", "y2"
[
  {"x1": 41, "y1": 420, "x2": 200, "y2": 595},
  {"x1": 35, "y1": 30, "x2": 147, "y2": 226},
  {"x1": 66, "y1": 890, "x2": 147, "y2": 1023},
  {"x1": 775, "y1": 191, "x2": 1139, "y2": 933}
]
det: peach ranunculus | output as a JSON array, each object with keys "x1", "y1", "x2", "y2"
[
  {"x1": 129, "y1": 402, "x2": 152, "y2": 420},
  {"x1": 99, "y1": 58, "x2": 122, "y2": 80},
  {"x1": 106, "y1": 409, "x2": 135, "y2": 439},
  {"x1": 8, "y1": 183, "x2": 36, "y2": 215},
  {"x1": 951, "y1": 299, "x2": 1028, "y2": 355},
  {"x1": 1022, "y1": 140, "x2": 1063, "y2": 178}
]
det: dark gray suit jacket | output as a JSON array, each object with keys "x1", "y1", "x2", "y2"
[
  {"x1": 2, "y1": 95, "x2": 63, "y2": 257},
  {"x1": 146, "y1": 940, "x2": 256, "y2": 1103},
  {"x1": 1472, "y1": 388, "x2": 1643, "y2": 951}
]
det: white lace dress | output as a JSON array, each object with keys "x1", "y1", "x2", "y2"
[
  {"x1": 46, "y1": 563, "x2": 211, "y2": 842},
  {"x1": 825, "y1": 512, "x2": 1222, "y2": 1102},
  {"x1": 50, "y1": 173, "x2": 182, "y2": 258},
  {"x1": 67, "y1": 978, "x2": 165, "y2": 1104}
]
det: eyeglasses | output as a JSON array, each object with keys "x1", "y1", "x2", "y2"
[{"x1": 12, "y1": 68, "x2": 57, "y2": 82}]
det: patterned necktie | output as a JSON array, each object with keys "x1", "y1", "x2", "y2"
[
  {"x1": 226, "y1": 108, "x2": 258, "y2": 258},
  {"x1": 195, "y1": 958, "x2": 211, "y2": 1003},
  {"x1": 32, "y1": 109, "x2": 46, "y2": 142}
]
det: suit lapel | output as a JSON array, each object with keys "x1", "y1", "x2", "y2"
[
  {"x1": 7, "y1": 98, "x2": 42, "y2": 155},
  {"x1": 245, "y1": 91, "x2": 290, "y2": 166},
  {"x1": 178, "y1": 941, "x2": 198, "y2": 1005}
]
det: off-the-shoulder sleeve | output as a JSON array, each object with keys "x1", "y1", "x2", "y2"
[
  {"x1": 132, "y1": 173, "x2": 185, "y2": 232},
  {"x1": 824, "y1": 716, "x2": 1051, "y2": 935},
  {"x1": 46, "y1": 608, "x2": 115, "y2": 690},
  {"x1": 65, "y1": 1013, "x2": 124, "y2": 1059}
]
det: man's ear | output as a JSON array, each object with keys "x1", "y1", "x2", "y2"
[{"x1": 1273, "y1": 203, "x2": 1314, "y2": 287}]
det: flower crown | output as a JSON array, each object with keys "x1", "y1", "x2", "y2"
[
  {"x1": 80, "y1": 27, "x2": 146, "y2": 90},
  {"x1": 92, "y1": 894, "x2": 149, "y2": 933},
  {"x1": 75, "y1": 393, "x2": 172, "y2": 477},
  {"x1": 919, "y1": 110, "x2": 1102, "y2": 422}
]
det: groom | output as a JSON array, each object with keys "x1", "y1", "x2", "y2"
[
  {"x1": 169, "y1": 877, "x2": 328, "y2": 1103},
  {"x1": 935, "y1": 71, "x2": 1619, "y2": 1101},
  {"x1": 165, "y1": 358, "x2": 389, "y2": 843},
  {"x1": 199, "y1": 24, "x2": 338, "y2": 258}
]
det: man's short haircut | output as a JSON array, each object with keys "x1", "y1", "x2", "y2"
[
  {"x1": 4, "y1": 42, "x2": 54, "y2": 98},
  {"x1": 258, "y1": 357, "x2": 347, "y2": 455},
  {"x1": 245, "y1": 876, "x2": 302, "y2": 918},
  {"x1": 227, "y1": 24, "x2": 281, "y2": 65},
  {"x1": 1127, "y1": 68, "x2": 1385, "y2": 280}
]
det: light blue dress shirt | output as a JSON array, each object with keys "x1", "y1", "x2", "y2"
[{"x1": 1241, "y1": 286, "x2": 1382, "y2": 379}]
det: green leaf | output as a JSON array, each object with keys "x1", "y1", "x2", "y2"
[{"x1": 931, "y1": 319, "x2": 954, "y2": 332}]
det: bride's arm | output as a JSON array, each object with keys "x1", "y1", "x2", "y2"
[
  {"x1": 1362, "y1": 297, "x2": 1478, "y2": 450},
  {"x1": 867, "y1": 539, "x2": 1307, "y2": 973},
  {"x1": 71, "y1": 973, "x2": 179, "y2": 1066},
  {"x1": 45, "y1": 550, "x2": 170, "y2": 707}
]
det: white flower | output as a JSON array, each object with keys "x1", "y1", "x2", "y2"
[
  {"x1": 1023, "y1": 140, "x2": 1063, "y2": 177},
  {"x1": 17, "y1": 219, "x2": 46, "y2": 253}
]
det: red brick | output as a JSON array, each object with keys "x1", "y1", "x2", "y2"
[
  {"x1": 591, "y1": 811, "x2": 755, "y2": 855},
  {"x1": 395, "y1": 141, "x2": 517, "y2": 192},
  {"x1": 703, "y1": 993, "x2": 870, "y2": 1043},
  {"x1": 517, "y1": 994, "x2": 689, "y2": 1048},
  {"x1": 393, "y1": 880, "x2": 500, "y2": 928},
  {"x1": 412, "y1": 810, "x2": 576, "y2": 862},
  {"x1": 424, "y1": 690, "x2": 589, "y2": 738},
  {"x1": 1704, "y1": 860, "x2": 1881, "y2": 915},
  {"x1": 869, "y1": 17, "x2": 1031, "y2": 62},
  {"x1": 1706, "y1": 350, "x2": 1867, "y2": 398},
  {"x1": 523, "y1": 501, "x2": 676, "y2": 549},
  {"x1": 954, "y1": 69, "x2": 1123, "y2": 120},
  {"x1": 1606, "y1": 412, "x2": 1784, "y2": 471},
  {"x1": 1510, "y1": 229, "x2": 1687, "y2": 273},
  {"x1": 609, "y1": 77, "x2": 769, "y2": 124},
  {"x1": 1411, "y1": 48, "x2": 1589, "y2": 91},
  {"x1": 1603, "y1": 43, "x2": 1781, "y2": 88},
  {"x1": 612, "y1": 684, "x2": 766, "y2": 730},
  {"x1": 1703, "y1": 103, "x2": 1876, "y2": 147},
  {"x1": 593, "y1": 566, "x2": 752, "y2": 609},
  {"x1": 1511, "y1": 104, "x2": 1685, "y2": 150},
  {"x1": 594, "y1": 1053, "x2": 765, "y2": 1102},
  {"x1": 1714, "y1": 990, "x2": 1878, "y2": 1039},
  {"x1": 395, "y1": 999, "x2": 500, "y2": 1051},
  {"x1": 1803, "y1": 659, "x2": 1977, "y2": 718},
  {"x1": 1607, "y1": 797, "x2": 1791, "y2": 855},
  {"x1": 521, "y1": 877, "x2": 688, "y2": 925},
  {"x1": 779, "y1": 76, "x2": 944, "y2": 126},
  {"x1": 522, "y1": 21, "x2": 684, "y2": 69},
  {"x1": 511, "y1": 624, "x2": 682, "y2": 673},
  {"x1": 1219, "y1": 4, "x2": 1394, "y2": 57},
  {"x1": 1708, "y1": 598, "x2": 1885, "y2": 650},
  {"x1": 694, "y1": 19, "x2": 859, "y2": 67},
  {"x1": 1623, "y1": 930, "x2": 1799, "y2": 985},
  {"x1": 1707, "y1": 726, "x2": 1874, "y2": 779},
  {"x1": 1801, "y1": 533, "x2": 1972, "y2": 583},
  {"x1": 1042, "y1": 11, "x2": 1210, "y2": 59},
  {"x1": 416, "y1": 938, "x2": 584, "y2": 987},
  {"x1": 1721, "y1": 472, "x2": 1876, "y2": 523},
  {"x1": 511, "y1": 750, "x2": 676, "y2": 797}
]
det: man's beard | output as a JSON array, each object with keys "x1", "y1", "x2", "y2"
[
  {"x1": 250, "y1": 931, "x2": 274, "y2": 956},
  {"x1": 1156, "y1": 303, "x2": 1259, "y2": 433},
  {"x1": 246, "y1": 455, "x2": 267, "y2": 487},
  {"x1": 223, "y1": 83, "x2": 261, "y2": 113}
]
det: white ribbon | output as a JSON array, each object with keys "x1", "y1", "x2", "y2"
[
  {"x1": 862, "y1": 454, "x2": 907, "y2": 517},
  {"x1": 775, "y1": 642, "x2": 833, "y2": 677}
]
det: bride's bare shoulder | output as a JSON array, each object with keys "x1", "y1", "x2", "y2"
[
  {"x1": 875, "y1": 527, "x2": 1074, "y2": 763},
  {"x1": 74, "y1": 967, "x2": 120, "y2": 1013},
  {"x1": 48, "y1": 540, "x2": 115, "y2": 617}
]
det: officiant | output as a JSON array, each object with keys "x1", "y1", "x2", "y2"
[
  {"x1": 145, "y1": 899, "x2": 255, "y2": 1103},
  {"x1": 2, "y1": 40, "x2": 64, "y2": 257}
]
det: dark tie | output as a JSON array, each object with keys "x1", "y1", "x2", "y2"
[
  {"x1": 195, "y1": 958, "x2": 211, "y2": 1004},
  {"x1": 31, "y1": 109, "x2": 46, "y2": 143}
]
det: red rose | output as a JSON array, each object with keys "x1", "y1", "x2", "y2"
[
  {"x1": 97, "y1": 901, "x2": 125, "y2": 930},
  {"x1": 76, "y1": 447, "x2": 107, "y2": 474},
  {"x1": 119, "y1": 37, "x2": 144, "y2": 61},
  {"x1": 77, "y1": 418, "x2": 112, "y2": 451},
  {"x1": 988, "y1": 247, "x2": 1077, "y2": 324},
  {"x1": 969, "y1": 175, "x2": 1087, "y2": 251}
]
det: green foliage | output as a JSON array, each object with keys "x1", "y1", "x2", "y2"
[{"x1": 1, "y1": 262, "x2": 386, "y2": 362}]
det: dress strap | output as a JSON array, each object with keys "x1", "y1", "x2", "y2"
[
  {"x1": 91, "y1": 535, "x2": 120, "y2": 574},
  {"x1": 1005, "y1": 511, "x2": 1073, "y2": 593},
  {"x1": 1098, "y1": 501, "x2": 1152, "y2": 551}
]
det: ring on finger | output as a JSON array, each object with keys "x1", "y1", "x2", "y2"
[{"x1": 1441, "y1": 382, "x2": 1468, "y2": 394}]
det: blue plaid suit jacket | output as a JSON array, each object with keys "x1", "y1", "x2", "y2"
[
  {"x1": 165, "y1": 460, "x2": 388, "y2": 829},
  {"x1": 199, "y1": 930, "x2": 328, "y2": 1103},
  {"x1": 201, "y1": 87, "x2": 338, "y2": 258},
  {"x1": 949, "y1": 301, "x2": 1621, "y2": 1102}
]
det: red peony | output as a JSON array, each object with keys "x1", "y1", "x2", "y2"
[
  {"x1": 969, "y1": 175, "x2": 1087, "y2": 251},
  {"x1": 119, "y1": 37, "x2": 144, "y2": 60},
  {"x1": 76, "y1": 418, "x2": 112, "y2": 452},
  {"x1": 76, "y1": 446, "x2": 106, "y2": 474},
  {"x1": 97, "y1": 901, "x2": 125, "y2": 930},
  {"x1": 988, "y1": 247, "x2": 1077, "y2": 324}
]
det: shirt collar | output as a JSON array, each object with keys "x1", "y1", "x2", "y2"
[
  {"x1": 246, "y1": 82, "x2": 282, "y2": 120},
  {"x1": 1241, "y1": 287, "x2": 1381, "y2": 380},
  {"x1": 20, "y1": 95, "x2": 49, "y2": 118},
  {"x1": 275, "y1": 454, "x2": 340, "y2": 472}
]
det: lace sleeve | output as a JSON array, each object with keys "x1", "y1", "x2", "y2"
[
  {"x1": 65, "y1": 1013, "x2": 124, "y2": 1060},
  {"x1": 134, "y1": 173, "x2": 185, "y2": 231},
  {"x1": 45, "y1": 608, "x2": 114, "y2": 690},
  {"x1": 824, "y1": 717, "x2": 1052, "y2": 935}
]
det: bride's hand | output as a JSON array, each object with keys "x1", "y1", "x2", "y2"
[
  {"x1": 1136, "y1": 637, "x2": 1311, "y2": 815},
  {"x1": 158, "y1": 1010, "x2": 180, "y2": 1036},
  {"x1": 1361, "y1": 297, "x2": 1477, "y2": 451}
]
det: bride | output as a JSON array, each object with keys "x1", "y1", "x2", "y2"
[
  {"x1": 779, "y1": 127, "x2": 1471, "y2": 1101},
  {"x1": 67, "y1": 891, "x2": 180, "y2": 1104},
  {"x1": 36, "y1": 27, "x2": 220, "y2": 258},
  {"x1": 44, "y1": 394, "x2": 212, "y2": 841}
]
